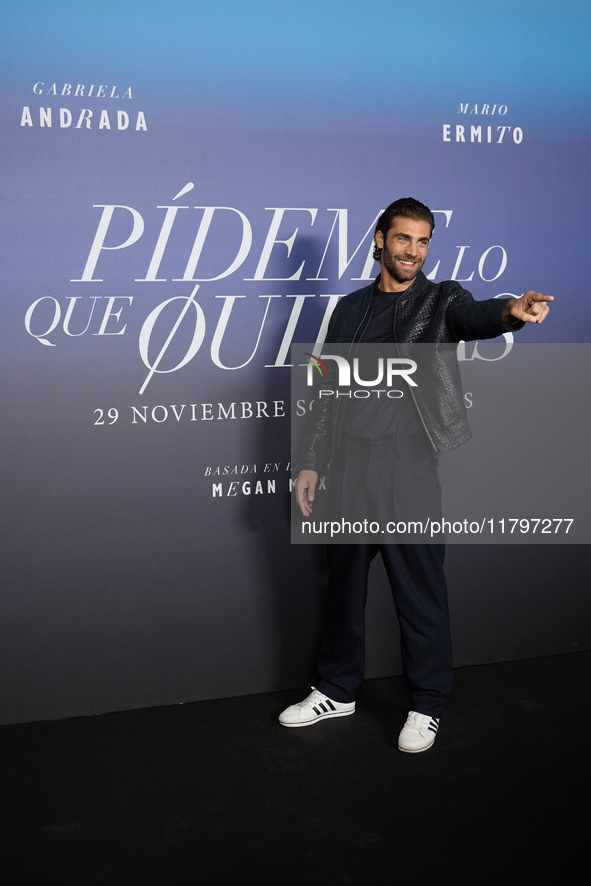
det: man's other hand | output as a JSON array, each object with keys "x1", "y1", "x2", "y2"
[
  {"x1": 504, "y1": 291, "x2": 554, "y2": 325},
  {"x1": 295, "y1": 470, "x2": 319, "y2": 517}
]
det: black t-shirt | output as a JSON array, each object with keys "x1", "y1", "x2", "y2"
[{"x1": 341, "y1": 288, "x2": 424, "y2": 440}]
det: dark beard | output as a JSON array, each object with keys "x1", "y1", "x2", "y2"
[{"x1": 382, "y1": 244, "x2": 423, "y2": 284}]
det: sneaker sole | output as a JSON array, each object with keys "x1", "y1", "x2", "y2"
[
  {"x1": 279, "y1": 709, "x2": 355, "y2": 728},
  {"x1": 398, "y1": 737, "x2": 435, "y2": 753}
]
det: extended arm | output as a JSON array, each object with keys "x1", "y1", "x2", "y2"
[{"x1": 502, "y1": 291, "x2": 553, "y2": 325}]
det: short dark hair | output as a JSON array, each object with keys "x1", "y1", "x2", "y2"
[{"x1": 373, "y1": 198, "x2": 435, "y2": 261}]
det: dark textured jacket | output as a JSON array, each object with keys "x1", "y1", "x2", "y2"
[{"x1": 297, "y1": 272, "x2": 522, "y2": 471}]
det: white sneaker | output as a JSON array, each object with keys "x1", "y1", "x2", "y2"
[
  {"x1": 278, "y1": 687, "x2": 355, "y2": 727},
  {"x1": 398, "y1": 711, "x2": 440, "y2": 753}
]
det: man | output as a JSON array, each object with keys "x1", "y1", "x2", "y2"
[{"x1": 279, "y1": 198, "x2": 552, "y2": 752}]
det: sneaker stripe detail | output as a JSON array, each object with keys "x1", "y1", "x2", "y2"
[{"x1": 311, "y1": 701, "x2": 346, "y2": 717}]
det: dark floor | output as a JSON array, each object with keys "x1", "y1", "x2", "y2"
[{"x1": 1, "y1": 652, "x2": 589, "y2": 885}]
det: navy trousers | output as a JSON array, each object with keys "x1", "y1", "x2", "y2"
[
  {"x1": 316, "y1": 542, "x2": 452, "y2": 717},
  {"x1": 316, "y1": 437, "x2": 453, "y2": 717}
]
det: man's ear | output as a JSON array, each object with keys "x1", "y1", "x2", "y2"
[{"x1": 375, "y1": 230, "x2": 384, "y2": 249}]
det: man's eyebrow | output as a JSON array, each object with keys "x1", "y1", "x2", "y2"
[{"x1": 396, "y1": 232, "x2": 430, "y2": 242}]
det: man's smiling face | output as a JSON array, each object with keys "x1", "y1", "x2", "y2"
[{"x1": 375, "y1": 217, "x2": 432, "y2": 290}]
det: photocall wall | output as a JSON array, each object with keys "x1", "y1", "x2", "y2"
[{"x1": 2, "y1": 1, "x2": 590, "y2": 724}]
